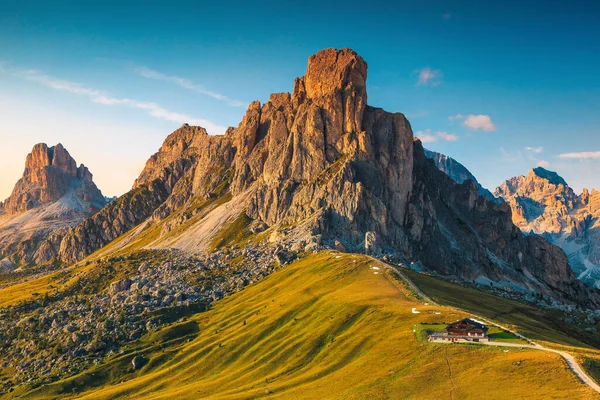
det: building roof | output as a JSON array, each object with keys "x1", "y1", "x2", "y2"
[{"x1": 446, "y1": 318, "x2": 488, "y2": 331}]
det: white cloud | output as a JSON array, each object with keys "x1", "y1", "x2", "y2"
[
  {"x1": 416, "y1": 67, "x2": 442, "y2": 86},
  {"x1": 448, "y1": 114, "x2": 464, "y2": 121},
  {"x1": 415, "y1": 129, "x2": 459, "y2": 143},
  {"x1": 558, "y1": 151, "x2": 600, "y2": 159},
  {"x1": 537, "y1": 160, "x2": 550, "y2": 168},
  {"x1": 134, "y1": 66, "x2": 246, "y2": 108},
  {"x1": 525, "y1": 146, "x2": 544, "y2": 154},
  {"x1": 415, "y1": 130, "x2": 437, "y2": 143},
  {"x1": 9, "y1": 67, "x2": 226, "y2": 134},
  {"x1": 436, "y1": 131, "x2": 459, "y2": 141},
  {"x1": 463, "y1": 114, "x2": 496, "y2": 132}
]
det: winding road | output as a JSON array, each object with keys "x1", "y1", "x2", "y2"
[{"x1": 381, "y1": 260, "x2": 600, "y2": 396}]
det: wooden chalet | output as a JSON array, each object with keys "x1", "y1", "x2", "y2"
[{"x1": 429, "y1": 318, "x2": 489, "y2": 343}]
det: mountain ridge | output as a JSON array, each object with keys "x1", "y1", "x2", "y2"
[{"x1": 423, "y1": 148, "x2": 498, "y2": 203}]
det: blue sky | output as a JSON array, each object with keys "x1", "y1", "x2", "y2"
[{"x1": 1, "y1": 0, "x2": 599, "y2": 198}]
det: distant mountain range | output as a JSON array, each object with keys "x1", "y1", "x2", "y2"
[{"x1": 424, "y1": 150, "x2": 600, "y2": 289}]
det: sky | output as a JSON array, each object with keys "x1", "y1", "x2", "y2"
[{"x1": 1, "y1": 0, "x2": 599, "y2": 199}]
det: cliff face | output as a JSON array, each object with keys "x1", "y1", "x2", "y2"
[
  {"x1": 496, "y1": 168, "x2": 600, "y2": 288},
  {"x1": 0, "y1": 143, "x2": 107, "y2": 266},
  {"x1": 34, "y1": 48, "x2": 598, "y2": 306},
  {"x1": 230, "y1": 48, "x2": 413, "y2": 248}
]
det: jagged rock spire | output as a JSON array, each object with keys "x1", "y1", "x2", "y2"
[{"x1": 2, "y1": 143, "x2": 106, "y2": 214}]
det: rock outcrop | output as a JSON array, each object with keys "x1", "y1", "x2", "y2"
[
  {"x1": 34, "y1": 48, "x2": 598, "y2": 306},
  {"x1": 424, "y1": 149, "x2": 498, "y2": 203},
  {"x1": 0, "y1": 144, "x2": 107, "y2": 266},
  {"x1": 495, "y1": 167, "x2": 600, "y2": 288}
]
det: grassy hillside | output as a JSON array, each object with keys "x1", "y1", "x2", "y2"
[{"x1": 14, "y1": 252, "x2": 597, "y2": 399}]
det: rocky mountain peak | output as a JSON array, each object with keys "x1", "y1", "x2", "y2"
[
  {"x1": 529, "y1": 167, "x2": 568, "y2": 187},
  {"x1": 496, "y1": 167, "x2": 576, "y2": 206},
  {"x1": 304, "y1": 48, "x2": 367, "y2": 101},
  {"x1": 2, "y1": 143, "x2": 106, "y2": 214}
]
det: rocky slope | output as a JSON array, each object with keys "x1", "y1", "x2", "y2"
[
  {"x1": 495, "y1": 167, "x2": 600, "y2": 288},
  {"x1": 424, "y1": 149, "x2": 498, "y2": 203},
  {"x1": 0, "y1": 143, "x2": 107, "y2": 266},
  {"x1": 32, "y1": 48, "x2": 598, "y2": 307}
]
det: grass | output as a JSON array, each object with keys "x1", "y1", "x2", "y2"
[
  {"x1": 403, "y1": 268, "x2": 600, "y2": 349},
  {"x1": 583, "y1": 357, "x2": 600, "y2": 386},
  {"x1": 13, "y1": 252, "x2": 598, "y2": 399},
  {"x1": 486, "y1": 327, "x2": 528, "y2": 344},
  {"x1": 414, "y1": 323, "x2": 447, "y2": 342}
]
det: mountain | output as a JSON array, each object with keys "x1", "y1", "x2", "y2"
[
  {"x1": 0, "y1": 143, "x2": 106, "y2": 267},
  {"x1": 30, "y1": 48, "x2": 597, "y2": 307},
  {"x1": 495, "y1": 167, "x2": 600, "y2": 288},
  {"x1": 2, "y1": 48, "x2": 600, "y2": 396},
  {"x1": 424, "y1": 149, "x2": 498, "y2": 203}
]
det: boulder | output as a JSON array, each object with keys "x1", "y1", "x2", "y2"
[{"x1": 131, "y1": 355, "x2": 147, "y2": 370}]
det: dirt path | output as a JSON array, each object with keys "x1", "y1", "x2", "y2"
[
  {"x1": 379, "y1": 262, "x2": 438, "y2": 306},
  {"x1": 385, "y1": 261, "x2": 600, "y2": 396}
]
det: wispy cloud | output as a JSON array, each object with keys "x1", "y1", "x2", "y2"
[
  {"x1": 436, "y1": 131, "x2": 459, "y2": 141},
  {"x1": 416, "y1": 67, "x2": 442, "y2": 86},
  {"x1": 525, "y1": 146, "x2": 544, "y2": 154},
  {"x1": 537, "y1": 160, "x2": 550, "y2": 168},
  {"x1": 463, "y1": 114, "x2": 496, "y2": 132},
  {"x1": 415, "y1": 129, "x2": 459, "y2": 143},
  {"x1": 134, "y1": 66, "x2": 246, "y2": 107},
  {"x1": 8, "y1": 67, "x2": 226, "y2": 134},
  {"x1": 442, "y1": 13, "x2": 453, "y2": 20},
  {"x1": 558, "y1": 151, "x2": 600, "y2": 159},
  {"x1": 448, "y1": 114, "x2": 464, "y2": 121}
]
